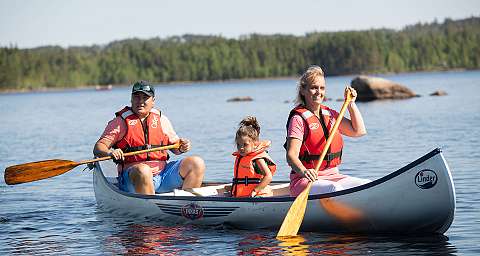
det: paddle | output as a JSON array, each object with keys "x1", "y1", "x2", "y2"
[
  {"x1": 277, "y1": 88, "x2": 354, "y2": 237},
  {"x1": 4, "y1": 143, "x2": 180, "y2": 185}
]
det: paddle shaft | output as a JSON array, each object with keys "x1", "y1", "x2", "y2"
[
  {"x1": 78, "y1": 143, "x2": 180, "y2": 165},
  {"x1": 4, "y1": 143, "x2": 180, "y2": 185},
  {"x1": 277, "y1": 89, "x2": 353, "y2": 237},
  {"x1": 313, "y1": 94, "x2": 353, "y2": 172}
]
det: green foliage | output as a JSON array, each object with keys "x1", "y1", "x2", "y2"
[{"x1": 1, "y1": 17, "x2": 479, "y2": 90}]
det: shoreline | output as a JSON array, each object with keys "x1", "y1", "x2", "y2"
[
  {"x1": 0, "y1": 76, "x2": 299, "y2": 95},
  {"x1": 0, "y1": 68, "x2": 474, "y2": 95}
]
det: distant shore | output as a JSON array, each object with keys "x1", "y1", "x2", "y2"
[
  {"x1": 0, "y1": 76, "x2": 298, "y2": 94},
  {"x1": 0, "y1": 69, "x2": 473, "y2": 95}
]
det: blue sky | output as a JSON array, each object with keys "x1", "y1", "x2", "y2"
[{"x1": 0, "y1": 0, "x2": 478, "y2": 48}]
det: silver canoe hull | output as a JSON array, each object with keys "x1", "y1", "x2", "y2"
[{"x1": 93, "y1": 148, "x2": 455, "y2": 234}]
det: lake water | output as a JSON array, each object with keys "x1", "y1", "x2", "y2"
[{"x1": 1, "y1": 71, "x2": 479, "y2": 255}]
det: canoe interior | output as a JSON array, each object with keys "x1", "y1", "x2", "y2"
[{"x1": 101, "y1": 162, "x2": 292, "y2": 198}]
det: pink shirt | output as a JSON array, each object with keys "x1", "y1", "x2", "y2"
[{"x1": 99, "y1": 112, "x2": 179, "y2": 175}]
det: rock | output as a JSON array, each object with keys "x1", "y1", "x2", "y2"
[
  {"x1": 351, "y1": 76, "x2": 417, "y2": 101},
  {"x1": 227, "y1": 96, "x2": 253, "y2": 102},
  {"x1": 430, "y1": 90, "x2": 447, "y2": 96}
]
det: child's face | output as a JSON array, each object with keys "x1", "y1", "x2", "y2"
[{"x1": 236, "y1": 136, "x2": 256, "y2": 156}]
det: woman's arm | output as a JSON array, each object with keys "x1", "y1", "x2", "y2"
[
  {"x1": 286, "y1": 137, "x2": 317, "y2": 182},
  {"x1": 339, "y1": 87, "x2": 367, "y2": 137}
]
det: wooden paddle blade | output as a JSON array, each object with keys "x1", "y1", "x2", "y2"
[
  {"x1": 277, "y1": 183, "x2": 313, "y2": 237},
  {"x1": 4, "y1": 159, "x2": 80, "y2": 185}
]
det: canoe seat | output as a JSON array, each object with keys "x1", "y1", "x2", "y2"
[
  {"x1": 160, "y1": 183, "x2": 291, "y2": 197},
  {"x1": 270, "y1": 183, "x2": 290, "y2": 197},
  {"x1": 156, "y1": 184, "x2": 227, "y2": 197}
]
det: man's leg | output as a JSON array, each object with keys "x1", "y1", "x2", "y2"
[
  {"x1": 179, "y1": 156, "x2": 205, "y2": 189},
  {"x1": 129, "y1": 163, "x2": 155, "y2": 195}
]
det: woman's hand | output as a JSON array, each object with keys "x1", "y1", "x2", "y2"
[
  {"x1": 301, "y1": 168, "x2": 318, "y2": 182},
  {"x1": 345, "y1": 86, "x2": 357, "y2": 102}
]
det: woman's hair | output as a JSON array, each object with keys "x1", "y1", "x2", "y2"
[
  {"x1": 236, "y1": 116, "x2": 260, "y2": 141},
  {"x1": 295, "y1": 65, "x2": 325, "y2": 106}
]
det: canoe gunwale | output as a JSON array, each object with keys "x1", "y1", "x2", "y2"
[{"x1": 95, "y1": 148, "x2": 443, "y2": 203}]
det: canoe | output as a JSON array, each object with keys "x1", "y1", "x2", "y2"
[{"x1": 93, "y1": 148, "x2": 455, "y2": 234}]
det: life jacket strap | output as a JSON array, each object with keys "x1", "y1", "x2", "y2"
[
  {"x1": 123, "y1": 144, "x2": 164, "y2": 153},
  {"x1": 299, "y1": 150, "x2": 342, "y2": 162},
  {"x1": 232, "y1": 177, "x2": 261, "y2": 185}
]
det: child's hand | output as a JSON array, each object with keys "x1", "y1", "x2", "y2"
[
  {"x1": 223, "y1": 185, "x2": 232, "y2": 197},
  {"x1": 251, "y1": 190, "x2": 266, "y2": 197}
]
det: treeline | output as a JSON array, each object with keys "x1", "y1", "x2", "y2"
[{"x1": 1, "y1": 17, "x2": 479, "y2": 90}]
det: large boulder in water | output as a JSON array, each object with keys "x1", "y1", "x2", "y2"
[{"x1": 350, "y1": 76, "x2": 417, "y2": 101}]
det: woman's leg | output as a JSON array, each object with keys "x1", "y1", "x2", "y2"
[
  {"x1": 337, "y1": 176, "x2": 371, "y2": 189},
  {"x1": 310, "y1": 179, "x2": 344, "y2": 195}
]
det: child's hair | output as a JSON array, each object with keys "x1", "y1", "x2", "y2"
[{"x1": 236, "y1": 116, "x2": 260, "y2": 141}]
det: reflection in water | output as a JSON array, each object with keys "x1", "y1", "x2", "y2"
[
  {"x1": 237, "y1": 234, "x2": 281, "y2": 255},
  {"x1": 104, "y1": 223, "x2": 198, "y2": 255},
  {"x1": 277, "y1": 235, "x2": 310, "y2": 255},
  {"x1": 237, "y1": 232, "x2": 457, "y2": 256}
]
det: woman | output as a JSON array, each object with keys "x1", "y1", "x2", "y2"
[{"x1": 285, "y1": 65, "x2": 370, "y2": 196}]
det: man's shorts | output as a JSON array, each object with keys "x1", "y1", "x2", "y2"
[{"x1": 118, "y1": 160, "x2": 183, "y2": 193}]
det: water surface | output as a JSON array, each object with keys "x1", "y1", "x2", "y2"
[{"x1": 1, "y1": 71, "x2": 479, "y2": 255}]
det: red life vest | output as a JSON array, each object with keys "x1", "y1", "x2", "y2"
[
  {"x1": 231, "y1": 140, "x2": 277, "y2": 197},
  {"x1": 114, "y1": 106, "x2": 170, "y2": 164},
  {"x1": 287, "y1": 105, "x2": 343, "y2": 172}
]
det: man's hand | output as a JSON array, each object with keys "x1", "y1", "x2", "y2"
[
  {"x1": 178, "y1": 138, "x2": 191, "y2": 153},
  {"x1": 109, "y1": 148, "x2": 124, "y2": 164}
]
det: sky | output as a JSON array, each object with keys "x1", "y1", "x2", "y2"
[{"x1": 0, "y1": 0, "x2": 479, "y2": 49}]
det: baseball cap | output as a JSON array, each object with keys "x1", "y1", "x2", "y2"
[{"x1": 132, "y1": 80, "x2": 155, "y2": 97}]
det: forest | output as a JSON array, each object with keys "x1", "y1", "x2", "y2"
[{"x1": 0, "y1": 16, "x2": 479, "y2": 90}]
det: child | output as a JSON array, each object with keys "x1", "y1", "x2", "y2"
[{"x1": 231, "y1": 116, "x2": 276, "y2": 197}]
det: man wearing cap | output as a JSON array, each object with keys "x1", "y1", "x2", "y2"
[{"x1": 93, "y1": 80, "x2": 205, "y2": 195}]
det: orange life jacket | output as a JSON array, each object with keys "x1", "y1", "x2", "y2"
[
  {"x1": 287, "y1": 105, "x2": 343, "y2": 172},
  {"x1": 231, "y1": 140, "x2": 277, "y2": 197},
  {"x1": 114, "y1": 106, "x2": 170, "y2": 164}
]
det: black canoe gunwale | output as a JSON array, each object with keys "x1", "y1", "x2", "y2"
[{"x1": 95, "y1": 148, "x2": 443, "y2": 203}]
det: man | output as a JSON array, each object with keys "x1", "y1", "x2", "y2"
[{"x1": 93, "y1": 80, "x2": 205, "y2": 195}]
